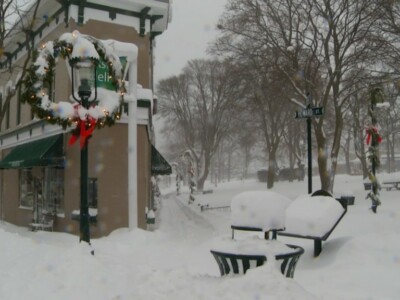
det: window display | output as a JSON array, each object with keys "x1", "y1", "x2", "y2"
[{"x1": 19, "y1": 169, "x2": 34, "y2": 208}]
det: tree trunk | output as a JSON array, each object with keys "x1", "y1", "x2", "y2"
[
  {"x1": 227, "y1": 149, "x2": 232, "y2": 182},
  {"x1": 386, "y1": 132, "x2": 391, "y2": 173},
  {"x1": 391, "y1": 132, "x2": 396, "y2": 172},
  {"x1": 361, "y1": 156, "x2": 369, "y2": 178},
  {"x1": 267, "y1": 151, "x2": 277, "y2": 189},
  {"x1": 243, "y1": 145, "x2": 250, "y2": 179},
  {"x1": 196, "y1": 154, "x2": 211, "y2": 191},
  {"x1": 315, "y1": 125, "x2": 331, "y2": 191},
  {"x1": 345, "y1": 131, "x2": 351, "y2": 175}
]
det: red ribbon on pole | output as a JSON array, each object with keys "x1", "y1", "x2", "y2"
[
  {"x1": 366, "y1": 127, "x2": 382, "y2": 145},
  {"x1": 69, "y1": 117, "x2": 96, "y2": 148}
]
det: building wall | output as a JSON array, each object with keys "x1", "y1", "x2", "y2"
[
  {"x1": 0, "y1": 16, "x2": 154, "y2": 235},
  {"x1": 62, "y1": 124, "x2": 130, "y2": 237},
  {"x1": 69, "y1": 19, "x2": 151, "y2": 88},
  {"x1": 0, "y1": 168, "x2": 32, "y2": 225}
]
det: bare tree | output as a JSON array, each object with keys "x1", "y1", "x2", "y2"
[
  {"x1": 236, "y1": 119, "x2": 258, "y2": 180},
  {"x1": 0, "y1": 0, "x2": 41, "y2": 128},
  {"x1": 377, "y1": 83, "x2": 400, "y2": 173},
  {"x1": 215, "y1": 0, "x2": 383, "y2": 191},
  {"x1": 376, "y1": 0, "x2": 400, "y2": 74},
  {"x1": 157, "y1": 59, "x2": 246, "y2": 190},
  {"x1": 249, "y1": 68, "x2": 292, "y2": 188}
]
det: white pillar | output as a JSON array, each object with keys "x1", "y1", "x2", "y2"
[
  {"x1": 128, "y1": 59, "x2": 138, "y2": 229},
  {"x1": 101, "y1": 40, "x2": 138, "y2": 229}
]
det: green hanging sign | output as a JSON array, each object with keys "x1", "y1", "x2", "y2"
[{"x1": 96, "y1": 56, "x2": 127, "y2": 90}]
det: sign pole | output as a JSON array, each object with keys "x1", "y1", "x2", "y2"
[
  {"x1": 307, "y1": 115, "x2": 312, "y2": 194},
  {"x1": 295, "y1": 102, "x2": 323, "y2": 194}
]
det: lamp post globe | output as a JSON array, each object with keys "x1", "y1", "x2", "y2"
[{"x1": 71, "y1": 58, "x2": 98, "y2": 105}]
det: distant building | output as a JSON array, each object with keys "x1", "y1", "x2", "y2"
[{"x1": 0, "y1": 0, "x2": 172, "y2": 236}]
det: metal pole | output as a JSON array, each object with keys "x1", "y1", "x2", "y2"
[
  {"x1": 80, "y1": 96, "x2": 90, "y2": 244},
  {"x1": 307, "y1": 116, "x2": 312, "y2": 194},
  {"x1": 371, "y1": 104, "x2": 376, "y2": 177},
  {"x1": 370, "y1": 103, "x2": 379, "y2": 205},
  {"x1": 80, "y1": 138, "x2": 90, "y2": 243}
]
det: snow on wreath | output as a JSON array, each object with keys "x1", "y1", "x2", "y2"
[{"x1": 21, "y1": 30, "x2": 126, "y2": 135}]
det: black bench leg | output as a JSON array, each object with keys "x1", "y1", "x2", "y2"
[
  {"x1": 264, "y1": 231, "x2": 278, "y2": 240},
  {"x1": 314, "y1": 240, "x2": 322, "y2": 257}
]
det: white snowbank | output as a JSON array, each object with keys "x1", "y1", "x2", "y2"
[{"x1": 1, "y1": 175, "x2": 400, "y2": 299}]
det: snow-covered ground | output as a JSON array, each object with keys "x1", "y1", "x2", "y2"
[{"x1": 0, "y1": 174, "x2": 399, "y2": 299}]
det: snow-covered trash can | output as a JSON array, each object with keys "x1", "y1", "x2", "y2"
[
  {"x1": 146, "y1": 209, "x2": 155, "y2": 224},
  {"x1": 210, "y1": 190, "x2": 304, "y2": 278},
  {"x1": 339, "y1": 191, "x2": 355, "y2": 206},
  {"x1": 363, "y1": 178, "x2": 372, "y2": 190}
]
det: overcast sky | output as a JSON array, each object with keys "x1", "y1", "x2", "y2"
[{"x1": 153, "y1": 0, "x2": 228, "y2": 83}]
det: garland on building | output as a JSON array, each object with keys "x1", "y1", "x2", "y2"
[{"x1": 21, "y1": 31, "x2": 126, "y2": 140}]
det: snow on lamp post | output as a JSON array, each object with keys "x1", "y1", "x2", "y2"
[{"x1": 70, "y1": 52, "x2": 98, "y2": 245}]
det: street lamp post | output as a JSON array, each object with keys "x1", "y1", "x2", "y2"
[{"x1": 70, "y1": 58, "x2": 98, "y2": 245}]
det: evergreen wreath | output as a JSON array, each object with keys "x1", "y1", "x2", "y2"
[{"x1": 21, "y1": 31, "x2": 126, "y2": 132}]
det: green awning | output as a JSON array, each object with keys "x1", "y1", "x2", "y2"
[
  {"x1": 0, "y1": 134, "x2": 64, "y2": 169},
  {"x1": 151, "y1": 145, "x2": 172, "y2": 175}
]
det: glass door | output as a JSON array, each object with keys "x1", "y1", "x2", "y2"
[{"x1": 44, "y1": 167, "x2": 65, "y2": 216}]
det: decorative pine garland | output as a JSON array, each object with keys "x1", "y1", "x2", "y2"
[{"x1": 21, "y1": 31, "x2": 126, "y2": 131}]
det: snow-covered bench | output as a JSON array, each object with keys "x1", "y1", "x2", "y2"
[
  {"x1": 381, "y1": 180, "x2": 400, "y2": 191},
  {"x1": 277, "y1": 190, "x2": 347, "y2": 257},
  {"x1": 230, "y1": 190, "x2": 291, "y2": 240},
  {"x1": 379, "y1": 174, "x2": 400, "y2": 191}
]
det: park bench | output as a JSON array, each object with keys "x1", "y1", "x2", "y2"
[
  {"x1": 277, "y1": 190, "x2": 347, "y2": 257},
  {"x1": 381, "y1": 180, "x2": 400, "y2": 191},
  {"x1": 364, "y1": 175, "x2": 400, "y2": 191},
  {"x1": 200, "y1": 204, "x2": 230, "y2": 212}
]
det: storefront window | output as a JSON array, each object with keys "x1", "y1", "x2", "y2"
[
  {"x1": 19, "y1": 169, "x2": 34, "y2": 208},
  {"x1": 44, "y1": 168, "x2": 64, "y2": 215}
]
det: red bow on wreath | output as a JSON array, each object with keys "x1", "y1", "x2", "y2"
[
  {"x1": 366, "y1": 127, "x2": 382, "y2": 145},
  {"x1": 69, "y1": 117, "x2": 97, "y2": 148}
]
